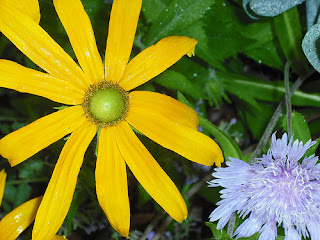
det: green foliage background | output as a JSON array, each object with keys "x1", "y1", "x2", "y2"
[{"x1": 1, "y1": 0, "x2": 320, "y2": 239}]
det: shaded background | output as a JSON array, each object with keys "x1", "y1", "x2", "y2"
[{"x1": 1, "y1": 0, "x2": 320, "y2": 239}]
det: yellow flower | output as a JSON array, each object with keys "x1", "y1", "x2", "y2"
[
  {"x1": 0, "y1": 0, "x2": 224, "y2": 239},
  {"x1": 0, "y1": 169, "x2": 66, "y2": 240},
  {"x1": 0, "y1": 169, "x2": 6, "y2": 208}
]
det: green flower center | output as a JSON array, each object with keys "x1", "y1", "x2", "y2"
[{"x1": 82, "y1": 82, "x2": 129, "y2": 128}]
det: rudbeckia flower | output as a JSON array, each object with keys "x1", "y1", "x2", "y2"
[
  {"x1": 0, "y1": 0, "x2": 223, "y2": 238},
  {"x1": 0, "y1": 170, "x2": 66, "y2": 240},
  {"x1": 0, "y1": 169, "x2": 6, "y2": 208},
  {"x1": 208, "y1": 133, "x2": 320, "y2": 240}
]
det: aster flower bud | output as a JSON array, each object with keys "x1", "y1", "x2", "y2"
[{"x1": 208, "y1": 132, "x2": 320, "y2": 240}]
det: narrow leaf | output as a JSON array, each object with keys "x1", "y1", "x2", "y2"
[
  {"x1": 274, "y1": 7, "x2": 309, "y2": 74},
  {"x1": 217, "y1": 72, "x2": 320, "y2": 107}
]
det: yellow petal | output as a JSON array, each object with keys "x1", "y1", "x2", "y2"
[
  {"x1": 0, "y1": 4, "x2": 88, "y2": 90},
  {"x1": 115, "y1": 121, "x2": 187, "y2": 222},
  {"x1": 0, "y1": 169, "x2": 6, "y2": 207},
  {"x1": 2, "y1": 0, "x2": 40, "y2": 23},
  {"x1": 119, "y1": 36, "x2": 198, "y2": 90},
  {"x1": 0, "y1": 60, "x2": 85, "y2": 105},
  {"x1": 51, "y1": 236, "x2": 67, "y2": 240},
  {"x1": 129, "y1": 91, "x2": 199, "y2": 130},
  {"x1": 53, "y1": 0, "x2": 104, "y2": 84},
  {"x1": 96, "y1": 127, "x2": 130, "y2": 238},
  {"x1": 32, "y1": 120, "x2": 96, "y2": 240},
  {"x1": 105, "y1": 0, "x2": 142, "y2": 83},
  {"x1": 0, "y1": 106, "x2": 85, "y2": 167},
  {"x1": 0, "y1": 196, "x2": 42, "y2": 240},
  {"x1": 126, "y1": 105, "x2": 224, "y2": 167}
]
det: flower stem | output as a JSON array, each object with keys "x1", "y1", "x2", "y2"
[
  {"x1": 140, "y1": 172, "x2": 213, "y2": 240},
  {"x1": 248, "y1": 69, "x2": 315, "y2": 164},
  {"x1": 6, "y1": 177, "x2": 49, "y2": 185},
  {"x1": 227, "y1": 212, "x2": 236, "y2": 236},
  {"x1": 284, "y1": 62, "x2": 293, "y2": 137}
]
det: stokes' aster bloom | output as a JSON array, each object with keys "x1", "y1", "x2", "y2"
[
  {"x1": 208, "y1": 133, "x2": 320, "y2": 240},
  {"x1": 0, "y1": 0, "x2": 223, "y2": 239}
]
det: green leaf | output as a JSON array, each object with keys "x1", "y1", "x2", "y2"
[
  {"x1": 199, "y1": 183, "x2": 222, "y2": 204},
  {"x1": 145, "y1": 0, "x2": 214, "y2": 45},
  {"x1": 238, "y1": 232, "x2": 260, "y2": 240},
  {"x1": 0, "y1": 36, "x2": 11, "y2": 56},
  {"x1": 177, "y1": 92, "x2": 242, "y2": 160},
  {"x1": 18, "y1": 160, "x2": 44, "y2": 179},
  {"x1": 200, "y1": 116, "x2": 243, "y2": 160},
  {"x1": 305, "y1": 137, "x2": 320, "y2": 157},
  {"x1": 216, "y1": 71, "x2": 320, "y2": 107},
  {"x1": 5, "y1": 183, "x2": 32, "y2": 208},
  {"x1": 274, "y1": 7, "x2": 309, "y2": 74},
  {"x1": 154, "y1": 70, "x2": 206, "y2": 99},
  {"x1": 302, "y1": 23, "x2": 320, "y2": 73},
  {"x1": 205, "y1": 222, "x2": 232, "y2": 240},
  {"x1": 142, "y1": 0, "x2": 168, "y2": 23},
  {"x1": 184, "y1": 1, "x2": 282, "y2": 70},
  {"x1": 137, "y1": 184, "x2": 152, "y2": 206},
  {"x1": 168, "y1": 55, "x2": 207, "y2": 85},
  {"x1": 243, "y1": 38, "x2": 284, "y2": 70},
  {"x1": 65, "y1": 193, "x2": 84, "y2": 234},
  {"x1": 309, "y1": 117, "x2": 320, "y2": 135},
  {"x1": 206, "y1": 69, "x2": 229, "y2": 107},
  {"x1": 284, "y1": 112, "x2": 311, "y2": 144},
  {"x1": 218, "y1": 75, "x2": 261, "y2": 111},
  {"x1": 249, "y1": 0, "x2": 304, "y2": 17},
  {"x1": 181, "y1": 20, "x2": 225, "y2": 70},
  {"x1": 238, "y1": 101, "x2": 274, "y2": 139}
]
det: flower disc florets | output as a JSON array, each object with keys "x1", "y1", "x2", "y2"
[
  {"x1": 208, "y1": 133, "x2": 320, "y2": 240},
  {"x1": 82, "y1": 81, "x2": 129, "y2": 128}
]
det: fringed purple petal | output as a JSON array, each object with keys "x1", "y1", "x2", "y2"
[
  {"x1": 208, "y1": 132, "x2": 320, "y2": 240},
  {"x1": 258, "y1": 221, "x2": 277, "y2": 240}
]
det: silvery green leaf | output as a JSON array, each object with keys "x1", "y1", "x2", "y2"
[
  {"x1": 249, "y1": 0, "x2": 305, "y2": 17},
  {"x1": 306, "y1": 0, "x2": 320, "y2": 29},
  {"x1": 242, "y1": 0, "x2": 259, "y2": 19},
  {"x1": 302, "y1": 23, "x2": 320, "y2": 72}
]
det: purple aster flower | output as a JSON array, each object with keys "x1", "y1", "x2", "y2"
[{"x1": 208, "y1": 133, "x2": 320, "y2": 240}]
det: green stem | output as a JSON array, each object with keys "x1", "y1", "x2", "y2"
[
  {"x1": 6, "y1": 177, "x2": 49, "y2": 185},
  {"x1": 249, "y1": 70, "x2": 315, "y2": 164},
  {"x1": 227, "y1": 212, "x2": 236, "y2": 236},
  {"x1": 284, "y1": 62, "x2": 293, "y2": 137}
]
